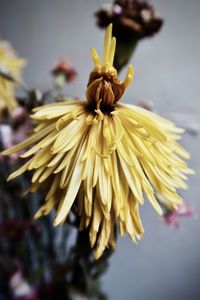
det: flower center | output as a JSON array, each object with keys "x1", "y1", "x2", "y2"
[
  {"x1": 86, "y1": 70, "x2": 126, "y2": 112},
  {"x1": 86, "y1": 24, "x2": 134, "y2": 113}
]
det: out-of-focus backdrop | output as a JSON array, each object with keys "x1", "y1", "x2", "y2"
[{"x1": 0, "y1": 0, "x2": 199, "y2": 299}]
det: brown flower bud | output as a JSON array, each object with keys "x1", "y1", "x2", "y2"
[
  {"x1": 86, "y1": 25, "x2": 134, "y2": 112},
  {"x1": 86, "y1": 70, "x2": 126, "y2": 112}
]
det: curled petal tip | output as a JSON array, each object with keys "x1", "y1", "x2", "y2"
[
  {"x1": 54, "y1": 218, "x2": 61, "y2": 226},
  {"x1": 125, "y1": 65, "x2": 134, "y2": 88}
]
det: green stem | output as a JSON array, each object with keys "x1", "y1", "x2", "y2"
[{"x1": 114, "y1": 38, "x2": 138, "y2": 72}]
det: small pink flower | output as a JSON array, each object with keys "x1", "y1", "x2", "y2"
[
  {"x1": 12, "y1": 107, "x2": 28, "y2": 123},
  {"x1": 10, "y1": 270, "x2": 39, "y2": 300},
  {"x1": 163, "y1": 213, "x2": 180, "y2": 228},
  {"x1": 175, "y1": 203, "x2": 193, "y2": 217},
  {"x1": 162, "y1": 203, "x2": 193, "y2": 228},
  {"x1": 52, "y1": 59, "x2": 77, "y2": 82}
]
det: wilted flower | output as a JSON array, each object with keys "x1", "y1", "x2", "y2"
[
  {"x1": 96, "y1": 0, "x2": 163, "y2": 38},
  {"x1": 2, "y1": 25, "x2": 193, "y2": 259},
  {"x1": 0, "y1": 40, "x2": 26, "y2": 114},
  {"x1": 52, "y1": 59, "x2": 77, "y2": 87},
  {"x1": 96, "y1": 0, "x2": 163, "y2": 70}
]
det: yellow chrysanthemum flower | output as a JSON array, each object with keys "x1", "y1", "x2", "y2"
[
  {"x1": 0, "y1": 40, "x2": 25, "y2": 114},
  {"x1": 1, "y1": 25, "x2": 193, "y2": 259}
]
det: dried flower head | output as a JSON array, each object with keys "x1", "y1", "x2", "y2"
[
  {"x1": 2, "y1": 25, "x2": 193, "y2": 259},
  {"x1": 0, "y1": 40, "x2": 26, "y2": 114},
  {"x1": 96, "y1": 0, "x2": 163, "y2": 39}
]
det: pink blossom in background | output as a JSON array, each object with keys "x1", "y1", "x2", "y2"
[
  {"x1": 52, "y1": 59, "x2": 77, "y2": 83},
  {"x1": 162, "y1": 203, "x2": 193, "y2": 228},
  {"x1": 10, "y1": 271, "x2": 39, "y2": 300}
]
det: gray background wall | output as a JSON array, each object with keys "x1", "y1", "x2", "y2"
[{"x1": 0, "y1": 0, "x2": 199, "y2": 299}]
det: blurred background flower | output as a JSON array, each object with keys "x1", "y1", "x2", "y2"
[
  {"x1": 161, "y1": 203, "x2": 193, "y2": 228},
  {"x1": 52, "y1": 59, "x2": 77, "y2": 88},
  {"x1": 0, "y1": 40, "x2": 26, "y2": 115}
]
